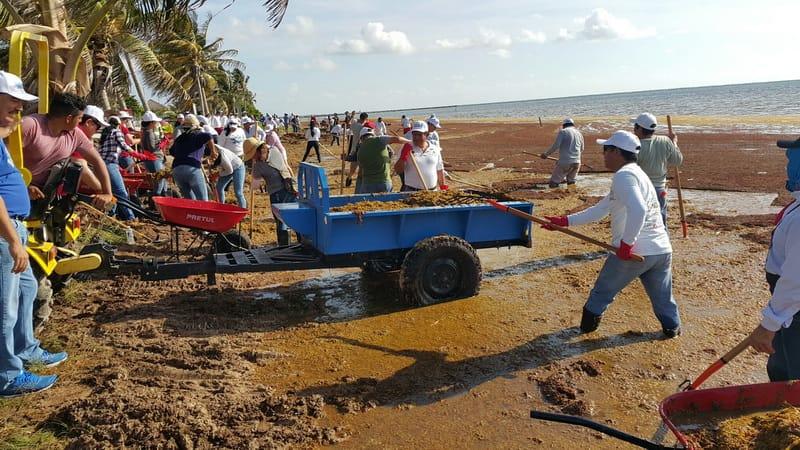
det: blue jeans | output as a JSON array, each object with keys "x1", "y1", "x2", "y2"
[
  {"x1": 118, "y1": 156, "x2": 134, "y2": 173},
  {"x1": 655, "y1": 187, "x2": 668, "y2": 229},
  {"x1": 143, "y1": 156, "x2": 166, "y2": 197},
  {"x1": 105, "y1": 162, "x2": 135, "y2": 221},
  {"x1": 216, "y1": 165, "x2": 246, "y2": 208},
  {"x1": 270, "y1": 189, "x2": 297, "y2": 245},
  {"x1": 585, "y1": 252, "x2": 681, "y2": 330},
  {"x1": 356, "y1": 180, "x2": 392, "y2": 194},
  {"x1": 0, "y1": 222, "x2": 43, "y2": 389},
  {"x1": 172, "y1": 165, "x2": 208, "y2": 201},
  {"x1": 766, "y1": 273, "x2": 800, "y2": 381}
]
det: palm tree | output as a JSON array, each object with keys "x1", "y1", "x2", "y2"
[
  {"x1": 0, "y1": 0, "x2": 289, "y2": 96},
  {"x1": 152, "y1": 11, "x2": 245, "y2": 115}
]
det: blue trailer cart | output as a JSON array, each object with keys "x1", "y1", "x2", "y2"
[{"x1": 88, "y1": 163, "x2": 534, "y2": 306}]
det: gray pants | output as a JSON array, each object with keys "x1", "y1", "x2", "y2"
[
  {"x1": 766, "y1": 272, "x2": 800, "y2": 381},
  {"x1": 549, "y1": 162, "x2": 581, "y2": 187}
]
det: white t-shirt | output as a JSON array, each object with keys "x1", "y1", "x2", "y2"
[
  {"x1": 331, "y1": 124, "x2": 342, "y2": 135},
  {"x1": 219, "y1": 127, "x2": 246, "y2": 157},
  {"x1": 376, "y1": 121, "x2": 387, "y2": 136},
  {"x1": 217, "y1": 145, "x2": 243, "y2": 176},
  {"x1": 246, "y1": 126, "x2": 266, "y2": 142},
  {"x1": 210, "y1": 115, "x2": 223, "y2": 128},
  {"x1": 403, "y1": 143, "x2": 444, "y2": 190},
  {"x1": 305, "y1": 127, "x2": 321, "y2": 142},
  {"x1": 568, "y1": 163, "x2": 671, "y2": 256},
  {"x1": 401, "y1": 117, "x2": 411, "y2": 128}
]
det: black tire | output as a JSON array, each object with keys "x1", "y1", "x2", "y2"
[
  {"x1": 213, "y1": 230, "x2": 252, "y2": 253},
  {"x1": 400, "y1": 235, "x2": 481, "y2": 306}
]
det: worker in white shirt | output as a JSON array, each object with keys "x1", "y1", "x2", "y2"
[
  {"x1": 542, "y1": 130, "x2": 680, "y2": 338},
  {"x1": 218, "y1": 118, "x2": 246, "y2": 158},
  {"x1": 211, "y1": 145, "x2": 246, "y2": 208},
  {"x1": 394, "y1": 120, "x2": 446, "y2": 192},
  {"x1": 540, "y1": 117, "x2": 584, "y2": 188},
  {"x1": 427, "y1": 116, "x2": 442, "y2": 147},
  {"x1": 330, "y1": 123, "x2": 342, "y2": 146},
  {"x1": 376, "y1": 117, "x2": 388, "y2": 136},
  {"x1": 210, "y1": 111, "x2": 224, "y2": 134},
  {"x1": 401, "y1": 115, "x2": 411, "y2": 133},
  {"x1": 243, "y1": 117, "x2": 266, "y2": 141},
  {"x1": 303, "y1": 119, "x2": 322, "y2": 163},
  {"x1": 749, "y1": 140, "x2": 800, "y2": 381}
]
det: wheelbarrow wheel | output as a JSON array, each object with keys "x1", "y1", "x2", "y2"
[
  {"x1": 400, "y1": 235, "x2": 481, "y2": 306},
  {"x1": 213, "y1": 230, "x2": 252, "y2": 253}
]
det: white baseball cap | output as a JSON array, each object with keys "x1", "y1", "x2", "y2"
[
  {"x1": 359, "y1": 126, "x2": 375, "y2": 137},
  {"x1": 242, "y1": 117, "x2": 254, "y2": 124},
  {"x1": 118, "y1": 110, "x2": 133, "y2": 119},
  {"x1": 562, "y1": 117, "x2": 575, "y2": 126},
  {"x1": 84, "y1": 105, "x2": 109, "y2": 126},
  {"x1": 265, "y1": 124, "x2": 275, "y2": 132},
  {"x1": 142, "y1": 110, "x2": 161, "y2": 122},
  {"x1": 596, "y1": 130, "x2": 641, "y2": 154},
  {"x1": 0, "y1": 71, "x2": 37, "y2": 102},
  {"x1": 411, "y1": 120, "x2": 428, "y2": 134},
  {"x1": 427, "y1": 117, "x2": 442, "y2": 129},
  {"x1": 176, "y1": 113, "x2": 185, "y2": 120},
  {"x1": 229, "y1": 118, "x2": 240, "y2": 126},
  {"x1": 631, "y1": 113, "x2": 658, "y2": 130}
]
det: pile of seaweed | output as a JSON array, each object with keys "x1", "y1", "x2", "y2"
[
  {"x1": 686, "y1": 406, "x2": 800, "y2": 449},
  {"x1": 331, "y1": 189, "x2": 515, "y2": 214}
]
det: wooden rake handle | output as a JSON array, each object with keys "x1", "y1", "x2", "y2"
[
  {"x1": 682, "y1": 335, "x2": 752, "y2": 391},
  {"x1": 488, "y1": 200, "x2": 645, "y2": 262}
]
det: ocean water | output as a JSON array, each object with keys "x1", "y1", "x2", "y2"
[{"x1": 367, "y1": 79, "x2": 800, "y2": 123}]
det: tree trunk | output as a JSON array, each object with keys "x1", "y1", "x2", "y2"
[
  {"x1": 123, "y1": 51, "x2": 147, "y2": 109},
  {"x1": 194, "y1": 71, "x2": 207, "y2": 115},
  {"x1": 37, "y1": 0, "x2": 68, "y2": 36}
]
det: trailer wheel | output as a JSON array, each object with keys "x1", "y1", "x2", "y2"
[
  {"x1": 213, "y1": 230, "x2": 252, "y2": 253},
  {"x1": 400, "y1": 235, "x2": 481, "y2": 306}
]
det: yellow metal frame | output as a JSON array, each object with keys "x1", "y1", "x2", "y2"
[
  {"x1": 26, "y1": 234, "x2": 57, "y2": 276},
  {"x1": 7, "y1": 31, "x2": 49, "y2": 185}
]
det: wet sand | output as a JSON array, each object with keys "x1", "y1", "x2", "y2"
[{"x1": 0, "y1": 119, "x2": 790, "y2": 448}]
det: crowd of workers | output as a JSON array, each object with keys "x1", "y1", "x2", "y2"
[{"x1": 0, "y1": 69, "x2": 796, "y2": 403}]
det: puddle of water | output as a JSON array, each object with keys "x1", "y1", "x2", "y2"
[
  {"x1": 252, "y1": 247, "x2": 606, "y2": 323},
  {"x1": 577, "y1": 174, "x2": 780, "y2": 216}
]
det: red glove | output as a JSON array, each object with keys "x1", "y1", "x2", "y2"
[
  {"x1": 616, "y1": 241, "x2": 634, "y2": 260},
  {"x1": 660, "y1": 190, "x2": 668, "y2": 198},
  {"x1": 439, "y1": 184, "x2": 449, "y2": 191},
  {"x1": 399, "y1": 143, "x2": 413, "y2": 162},
  {"x1": 541, "y1": 215, "x2": 568, "y2": 230}
]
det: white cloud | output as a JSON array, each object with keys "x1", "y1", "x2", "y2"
[
  {"x1": 436, "y1": 28, "x2": 512, "y2": 50},
  {"x1": 569, "y1": 9, "x2": 655, "y2": 41},
  {"x1": 519, "y1": 29, "x2": 546, "y2": 44},
  {"x1": 273, "y1": 61, "x2": 292, "y2": 71},
  {"x1": 556, "y1": 28, "x2": 575, "y2": 41},
  {"x1": 332, "y1": 22, "x2": 414, "y2": 54},
  {"x1": 288, "y1": 82, "x2": 299, "y2": 96},
  {"x1": 303, "y1": 57, "x2": 337, "y2": 72},
  {"x1": 489, "y1": 49, "x2": 511, "y2": 59},
  {"x1": 285, "y1": 16, "x2": 314, "y2": 37}
]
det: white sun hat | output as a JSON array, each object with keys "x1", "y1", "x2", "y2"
[
  {"x1": 411, "y1": 120, "x2": 428, "y2": 134},
  {"x1": 427, "y1": 117, "x2": 442, "y2": 129},
  {"x1": 596, "y1": 130, "x2": 641, "y2": 154},
  {"x1": 141, "y1": 110, "x2": 161, "y2": 123},
  {"x1": 562, "y1": 117, "x2": 575, "y2": 126},
  {"x1": 359, "y1": 126, "x2": 375, "y2": 137},
  {"x1": 0, "y1": 71, "x2": 38, "y2": 102},
  {"x1": 630, "y1": 112, "x2": 658, "y2": 130},
  {"x1": 84, "y1": 105, "x2": 109, "y2": 126},
  {"x1": 118, "y1": 110, "x2": 133, "y2": 119}
]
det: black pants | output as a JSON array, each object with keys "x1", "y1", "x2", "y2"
[
  {"x1": 765, "y1": 272, "x2": 800, "y2": 381},
  {"x1": 302, "y1": 141, "x2": 321, "y2": 162},
  {"x1": 331, "y1": 135, "x2": 340, "y2": 146}
]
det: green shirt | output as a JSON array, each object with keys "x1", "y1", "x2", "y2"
[
  {"x1": 357, "y1": 136, "x2": 393, "y2": 184},
  {"x1": 637, "y1": 135, "x2": 683, "y2": 189}
]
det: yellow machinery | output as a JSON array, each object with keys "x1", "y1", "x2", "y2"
[{"x1": 7, "y1": 30, "x2": 102, "y2": 285}]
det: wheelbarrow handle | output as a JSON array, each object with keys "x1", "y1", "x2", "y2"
[{"x1": 530, "y1": 410, "x2": 678, "y2": 449}]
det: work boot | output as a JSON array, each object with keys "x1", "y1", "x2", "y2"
[
  {"x1": 662, "y1": 326, "x2": 682, "y2": 339},
  {"x1": 580, "y1": 307, "x2": 602, "y2": 333}
]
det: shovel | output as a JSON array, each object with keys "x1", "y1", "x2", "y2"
[
  {"x1": 679, "y1": 335, "x2": 752, "y2": 391},
  {"x1": 522, "y1": 151, "x2": 597, "y2": 171}
]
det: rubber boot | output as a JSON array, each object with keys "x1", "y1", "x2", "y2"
[{"x1": 580, "y1": 307, "x2": 602, "y2": 333}]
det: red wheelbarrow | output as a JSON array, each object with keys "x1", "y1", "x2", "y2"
[
  {"x1": 531, "y1": 381, "x2": 800, "y2": 449},
  {"x1": 115, "y1": 195, "x2": 251, "y2": 255}
]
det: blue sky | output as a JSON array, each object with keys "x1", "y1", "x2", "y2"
[{"x1": 197, "y1": 0, "x2": 800, "y2": 115}]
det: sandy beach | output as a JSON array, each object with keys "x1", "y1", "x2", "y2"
[{"x1": 0, "y1": 118, "x2": 793, "y2": 448}]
